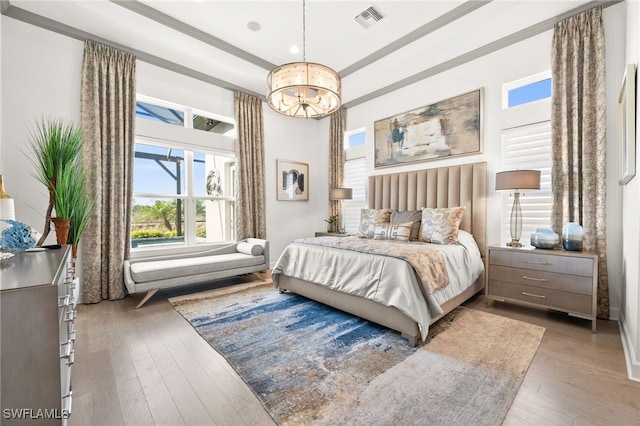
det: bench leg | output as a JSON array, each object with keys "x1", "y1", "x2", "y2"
[{"x1": 136, "y1": 289, "x2": 159, "y2": 308}]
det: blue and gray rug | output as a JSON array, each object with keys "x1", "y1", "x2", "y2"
[{"x1": 170, "y1": 284, "x2": 545, "y2": 426}]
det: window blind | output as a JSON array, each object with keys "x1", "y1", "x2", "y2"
[
  {"x1": 501, "y1": 121, "x2": 552, "y2": 244},
  {"x1": 343, "y1": 157, "x2": 366, "y2": 234}
]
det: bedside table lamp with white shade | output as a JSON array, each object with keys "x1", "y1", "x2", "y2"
[
  {"x1": 495, "y1": 170, "x2": 541, "y2": 247},
  {"x1": 329, "y1": 187, "x2": 352, "y2": 233}
]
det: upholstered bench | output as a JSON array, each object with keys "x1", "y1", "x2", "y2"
[{"x1": 124, "y1": 238, "x2": 269, "y2": 307}]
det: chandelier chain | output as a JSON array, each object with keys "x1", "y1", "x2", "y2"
[{"x1": 302, "y1": 0, "x2": 306, "y2": 62}]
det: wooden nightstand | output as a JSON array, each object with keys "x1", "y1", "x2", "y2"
[
  {"x1": 485, "y1": 244, "x2": 598, "y2": 332},
  {"x1": 314, "y1": 232, "x2": 349, "y2": 237}
]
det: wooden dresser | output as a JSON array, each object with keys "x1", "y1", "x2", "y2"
[
  {"x1": 1, "y1": 246, "x2": 77, "y2": 425},
  {"x1": 486, "y1": 244, "x2": 597, "y2": 332}
]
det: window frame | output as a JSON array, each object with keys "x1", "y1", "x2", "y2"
[
  {"x1": 343, "y1": 128, "x2": 367, "y2": 234},
  {"x1": 131, "y1": 96, "x2": 236, "y2": 253},
  {"x1": 502, "y1": 71, "x2": 552, "y2": 109}
]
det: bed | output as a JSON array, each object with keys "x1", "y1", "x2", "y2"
[{"x1": 272, "y1": 162, "x2": 487, "y2": 346}]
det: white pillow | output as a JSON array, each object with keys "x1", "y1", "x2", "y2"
[
  {"x1": 236, "y1": 241, "x2": 264, "y2": 256},
  {"x1": 373, "y1": 222, "x2": 412, "y2": 242}
]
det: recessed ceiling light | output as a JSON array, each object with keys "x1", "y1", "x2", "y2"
[
  {"x1": 247, "y1": 21, "x2": 261, "y2": 32},
  {"x1": 289, "y1": 45, "x2": 300, "y2": 54}
]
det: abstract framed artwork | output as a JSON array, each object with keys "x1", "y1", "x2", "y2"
[
  {"x1": 374, "y1": 89, "x2": 483, "y2": 168},
  {"x1": 277, "y1": 159, "x2": 309, "y2": 201},
  {"x1": 618, "y1": 63, "x2": 636, "y2": 185}
]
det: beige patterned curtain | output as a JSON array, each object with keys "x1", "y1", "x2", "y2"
[
  {"x1": 551, "y1": 7, "x2": 608, "y2": 318},
  {"x1": 234, "y1": 91, "x2": 266, "y2": 240},
  {"x1": 329, "y1": 108, "x2": 347, "y2": 219},
  {"x1": 81, "y1": 40, "x2": 136, "y2": 303}
]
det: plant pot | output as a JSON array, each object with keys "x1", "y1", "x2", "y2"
[{"x1": 51, "y1": 217, "x2": 71, "y2": 245}]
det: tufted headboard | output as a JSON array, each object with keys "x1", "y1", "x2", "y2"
[{"x1": 368, "y1": 162, "x2": 487, "y2": 257}]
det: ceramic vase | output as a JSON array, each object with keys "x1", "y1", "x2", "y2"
[
  {"x1": 530, "y1": 228, "x2": 559, "y2": 249},
  {"x1": 562, "y1": 222, "x2": 583, "y2": 251}
]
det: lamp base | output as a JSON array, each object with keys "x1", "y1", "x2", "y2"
[{"x1": 506, "y1": 240, "x2": 524, "y2": 248}]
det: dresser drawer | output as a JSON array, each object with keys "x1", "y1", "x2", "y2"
[
  {"x1": 488, "y1": 280, "x2": 592, "y2": 315},
  {"x1": 489, "y1": 265, "x2": 593, "y2": 295},
  {"x1": 490, "y1": 250, "x2": 593, "y2": 277}
]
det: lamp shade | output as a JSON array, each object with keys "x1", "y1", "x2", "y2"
[
  {"x1": 329, "y1": 188, "x2": 353, "y2": 200},
  {"x1": 495, "y1": 170, "x2": 541, "y2": 191}
]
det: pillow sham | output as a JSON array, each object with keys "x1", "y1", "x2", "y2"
[
  {"x1": 419, "y1": 206, "x2": 465, "y2": 245},
  {"x1": 357, "y1": 208, "x2": 393, "y2": 239},
  {"x1": 373, "y1": 222, "x2": 412, "y2": 242},
  {"x1": 391, "y1": 210, "x2": 422, "y2": 241}
]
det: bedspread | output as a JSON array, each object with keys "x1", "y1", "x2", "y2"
[{"x1": 293, "y1": 236, "x2": 448, "y2": 294}]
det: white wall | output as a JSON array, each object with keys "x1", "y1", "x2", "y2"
[
  {"x1": 620, "y1": 0, "x2": 640, "y2": 382},
  {"x1": 264, "y1": 109, "x2": 329, "y2": 260},
  {"x1": 1, "y1": 17, "x2": 82, "y2": 240}
]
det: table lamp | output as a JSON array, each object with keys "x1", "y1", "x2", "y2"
[
  {"x1": 495, "y1": 170, "x2": 541, "y2": 247},
  {"x1": 329, "y1": 188, "x2": 352, "y2": 233}
]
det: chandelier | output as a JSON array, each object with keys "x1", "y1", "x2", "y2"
[{"x1": 267, "y1": 0, "x2": 341, "y2": 118}]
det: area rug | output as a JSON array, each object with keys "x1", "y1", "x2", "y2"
[{"x1": 169, "y1": 284, "x2": 545, "y2": 426}]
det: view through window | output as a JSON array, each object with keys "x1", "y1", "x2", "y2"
[{"x1": 132, "y1": 97, "x2": 235, "y2": 249}]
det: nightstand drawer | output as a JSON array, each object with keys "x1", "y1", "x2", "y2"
[
  {"x1": 488, "y1": 280, "x2": 592, "y2": 314},
  {"x1": 489, "y1": 265, "x2": 593, "y2": 295},
  {"x1": 489, "y1": 250, "x2": 593, "y2": 277}
]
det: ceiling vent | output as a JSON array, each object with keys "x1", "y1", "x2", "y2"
[{"x1": 355, "y1": 5, "x2": 385, "y2": 29}]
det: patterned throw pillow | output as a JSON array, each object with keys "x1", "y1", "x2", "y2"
[
  {"x1": 419, "y1": 207, "x2": 465, "y2": 244},
  {"x1": 373, "y1": 222, "x2": 412, "y2": 242},
  {"x1": 391, "y1": 210, "x2": 422, "y2": 241},
  {"x1": 357, "y1": 208, "x2": 393, "y2": 238}
]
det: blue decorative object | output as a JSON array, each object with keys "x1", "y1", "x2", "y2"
[
  {"x1": 530, "y1": 228, "x2": 560, "y2": 249},
  {"x1": 0, "y1": 220, "x2": 37, "y2": 251},
  {"x1": 562, "y1": 222, "x2": 583, "y2": 251}
]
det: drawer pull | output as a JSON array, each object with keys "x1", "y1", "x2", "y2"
[
  {"x1": 522, "y1": 259, "x2": 549, "y2": 265},
  {"x1": 522, "y1": 292, "x2": 546, "y2": 298},
  {"x1": 522, "y1": 276, "x2": 546, "y2": 282},
  {"x1": 64, "y1": 310, "x2": 77, "y2": 322}
]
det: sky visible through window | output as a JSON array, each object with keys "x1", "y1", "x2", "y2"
[
  {"x1": 508, "y1": 78, "x2": 552, "y2": 107},
  {"x1": 133, "y1": 144, "x2": 207, "y2": 199},
  {"x1": 348, "y1": 132, "x2": 366, "y2": 148}
]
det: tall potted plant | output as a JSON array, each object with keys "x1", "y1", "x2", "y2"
[
  {"x1": 66, "y1": 167, "x2": 93, "y2": 258},
  {"x1": 28, "y1": 118, "x2": 84, "y2": 246}
]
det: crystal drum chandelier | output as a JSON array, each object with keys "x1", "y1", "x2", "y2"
[{"x1": 267, "y1": 0, "x2": 341, "y2": 118}]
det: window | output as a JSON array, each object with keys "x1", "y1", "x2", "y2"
[
  {"x1": 503, "y1": 71, "x2": 552, "y2": 109},
  {"x1": 343, "y1": 157, "x2": 366, "y2": 234},
  {"x1": 500, "y1": 121, "x2": 552, "y2": 244},
  {"x1": 132, "y1": 96, "x2": 235, "y2": 249},
  {"x1": 346, "y1": 131, "x2": 366, "y2": 148},
  {"x1": 136, "y1": 96, "x2": 235, "y2": 135},
  {"x1": 343, "y1": 128, "x2": 367, "y2": 234}
]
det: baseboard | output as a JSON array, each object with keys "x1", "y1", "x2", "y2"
[
  {"x1": 618, "y1": 311, "x2": 640, "y2": 383},
  {"x1": 609, "y1": 306, "x2": 620, "y2": 321}
]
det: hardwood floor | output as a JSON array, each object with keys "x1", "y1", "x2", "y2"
[{"x1": 70, "y1": 281, "x2": 640, "y2": 426}]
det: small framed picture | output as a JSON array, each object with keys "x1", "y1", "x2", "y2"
[{"x1": 277, "y1": 159, "x2": 309, "y2": 201}]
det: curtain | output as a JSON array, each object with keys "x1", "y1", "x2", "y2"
[
  {"x1": 551, "y1": 7, "x2": 608, "y2": 318},
  {"x1": 329, "y1": 108, "x2": 347, "y2": 220},
  {"x1": 234, "y1": 91, "x2": 266, "y2": 240},
  {"x1": 81, "y1": 40, "x2": 136, "y2": 303}
]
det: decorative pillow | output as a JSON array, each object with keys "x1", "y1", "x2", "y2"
[
  {"x1": 419, "y1": 207, "x2": 465, "y2": 244},
  {"x1": 391, "y1": 210, "x2": 422, "y2": 241},
  {"x1": 373, "y1": 222, "x2": 412, "y2": 242},
  {"x1": 236, "y1": 241, "x2": 264, "y2": 256},
  {"x1": 357, "y1": 208, "x2": 393, "y2": 238}
]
